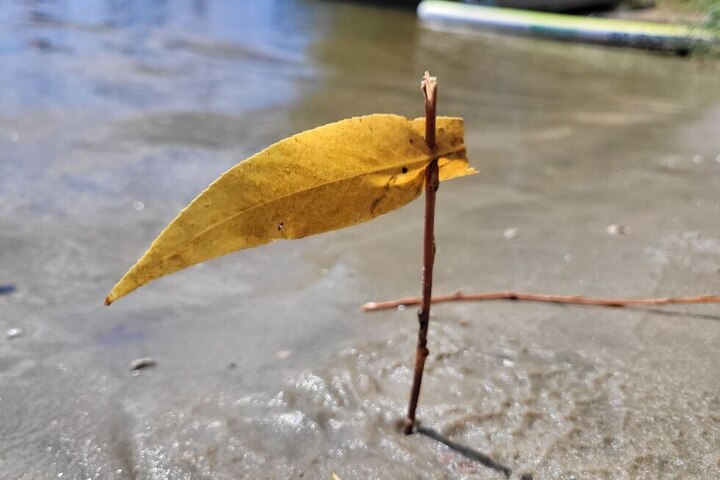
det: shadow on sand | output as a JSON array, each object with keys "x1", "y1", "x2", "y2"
[{"x1": 415, "y1": 424, "x2": 514, "y2": 478}]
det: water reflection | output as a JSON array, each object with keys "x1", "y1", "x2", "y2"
[{"x1": 0, "y1": 0, "x2": 318, "y2": 113}]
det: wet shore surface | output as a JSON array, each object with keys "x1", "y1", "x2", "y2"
[{"x1": 1, "y1": 1, "x2": 720, "y2": 478}]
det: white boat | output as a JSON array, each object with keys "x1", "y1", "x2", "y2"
[{"x1": 418, "y1": 0, "x2": 719, "y2": 53}]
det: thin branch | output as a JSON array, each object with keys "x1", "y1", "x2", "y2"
[
  {"x1": 402, "y1": 72, "x2": 439, "y2": 436},
  {"x1": 361, "y1": 290, "x2": 720, "y2": 312}
]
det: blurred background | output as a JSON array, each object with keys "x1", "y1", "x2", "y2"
[{"x1": 1, "y1": 1, "x2": 719, "y2": 479}]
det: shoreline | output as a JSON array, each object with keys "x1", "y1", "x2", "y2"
[{"x1": 608, "y1": 0, "x2": 719, "y2": 27}]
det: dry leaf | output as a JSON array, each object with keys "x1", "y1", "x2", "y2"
[{"x1": 106, "y1": 114, "x2": 473, "y2": 304}]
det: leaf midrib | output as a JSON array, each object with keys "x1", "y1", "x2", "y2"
[{"x1": 142, "y1": 144, "x2": 466, "y2": 269}]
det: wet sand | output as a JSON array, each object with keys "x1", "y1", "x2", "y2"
[{"x1": 1, "y1": 1, "x2": 720, "y2": 478}]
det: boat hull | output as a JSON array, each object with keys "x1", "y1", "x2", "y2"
[
  {"x1": 464, "y1": 0, "x2": 619, "y2": 13},
  {"x1": 417, "y1": 0, "x2": 718, "y2": 52}
]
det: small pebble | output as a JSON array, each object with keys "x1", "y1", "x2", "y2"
[
  {"x1": 275, "y1": 350, "x2": 292, "y2": 360},
  {"x1": 606, "y1": 224, "x2": 630, "y2": 235},
  {"x1": 564, "y1": 254, "x2": 573, "y2": 262},
  {"x1": 7, "y1": 327, "x2": 24, "y2": 340},
  {"x1": 129, "y1": 357, "x2": 156, "y2": 375},
  {"x1": 503, "y1": 227, "x2": 520, "y2": 239}
]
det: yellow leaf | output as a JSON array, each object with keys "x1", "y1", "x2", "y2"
[{"x1": 106, "y1": 114, "x2": 474, "y2": 305}]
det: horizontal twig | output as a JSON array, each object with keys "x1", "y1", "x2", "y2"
[{"x1": 361, "y1": 290, "x2": 720, "y2": 312}]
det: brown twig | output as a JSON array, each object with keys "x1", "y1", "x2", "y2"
[
  {"x1": 403, "y1": 72, "x2": 438, "y2": 436},
  {"x1": 362, "y1": 290, "x2": 720, "y2": 312}
]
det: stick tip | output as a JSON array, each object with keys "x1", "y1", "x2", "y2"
[
  {"x1": 360, "y1": 302, "x2": 376, "y2": 312},
  {"x1": 421, "y1": 71, "x2": 437, "y2": 94}
]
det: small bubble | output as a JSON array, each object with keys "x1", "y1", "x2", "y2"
[
  {"x1": 606, "y1": 224, "x2": 629, "y2": 235},
  {"x1": 503, "y1": 227, "x2": 520, "y2": 239},
  {"x1": 132, "y1": 201, "x2": 145, "y2": 211},
  {"x1": 397, "y1": 304, "x2": 406, "y2": 311},
  {"x1": 692, "y1": 155, "x2": 705, "y2": 164},
  {"x1": 6, "y1": 327, "x2": 24, "y2": 340},
  {"x1": 661, "y1": 156, "x2": 680, "y2": 168},
  {"x1": 291, "y1": 250, "x2": 300, "y2": 258},
  {"x1": 320, "y1": 268, "x2": 329, "y2": 276},
  {"x1": 564, "y1": 254, "x2": 573, "y2": 262},
  {"x1": 9, "y1": 131, "x2": 19, "y2": 141},
  {"x1": 275, "y1": 350, "x2": 292, "y2": 359}
]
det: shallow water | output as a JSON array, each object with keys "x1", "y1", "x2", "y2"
[{"x1": 1, "y1": 1, "x2": 720, "y2": 478}]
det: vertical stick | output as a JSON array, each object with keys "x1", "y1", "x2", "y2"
[{"x1": 403, "y1": 72, "x2": 438, "y2": 435}]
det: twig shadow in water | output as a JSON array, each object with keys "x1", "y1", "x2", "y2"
[
  {"x1": 415, "y1": 425, "x2": 512, "y2": 478},
  {"x1": 625, "y1": 306, "x2": 720, "y2": 322},
  {"x1": 548, "y1": 302, "x2": 720, "y2": 322},
  {"x1": 517, "y1": 300, "x2": 720, "y2": 322}
]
